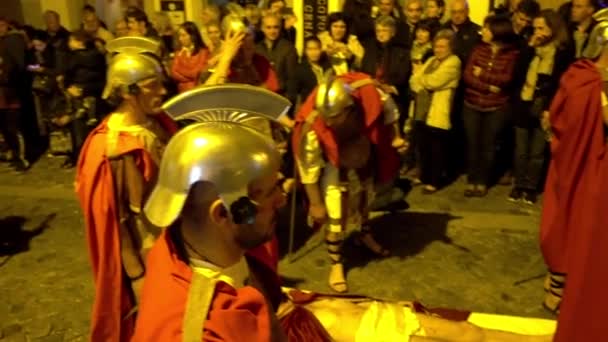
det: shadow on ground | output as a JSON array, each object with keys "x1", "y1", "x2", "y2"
[{"x1": 0, "y1": 214, "x2": 55, "y2": 263}]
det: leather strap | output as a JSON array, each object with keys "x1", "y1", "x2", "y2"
[
  {"x1": 182, "y1": 272, "x2": 218, "y2": 342},
  {"x1": 349, "y1": 78, "x2": 375, "y2": 90}
]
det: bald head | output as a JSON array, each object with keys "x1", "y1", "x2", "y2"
[{"x1": 450, "y1": 0, "x2": 469, "y2": 25}]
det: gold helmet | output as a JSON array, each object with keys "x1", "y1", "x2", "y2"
[
  {"x1": 144, "y1": 84, "x2": 291, "y2": 227},
  {"x1": 582, "y1": 8, "x2": 608, "y2": 59},
  {"x1": 102, "y1": 36, "x2": 163, "y2": 99},
  {"x1": 221, "y1": 11, "x2": 253, "y2": 36},
  {"x1": 315, "y1": 71, "x2": 354, "y2": 119}
]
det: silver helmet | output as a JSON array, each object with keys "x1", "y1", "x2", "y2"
[
  {"x1": 102, "y1": 36, "x2": 164, "y2": 99},
  {"x1": 582, "y1": 8, "x2": 608, "y2": 59},
  {"x1": 315, "y1": 71, "x2": 354, "y2": 119},
  {"x1": 143, "y1": 84, "x2": 291, "y2": 228}
]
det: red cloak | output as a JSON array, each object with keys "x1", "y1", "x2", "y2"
[
  {"x1": 75, "y1": 113, "x2": 178, "y2": 342},
  {"x1": 540, "y1": 60, "x2": 608, "y2": 341},
  {"x1": 291, "y1": 72, "x2": 400, "y2": 184},
  {"x1": 133, "y1": 228, "x2": 281, "y2": 342}
]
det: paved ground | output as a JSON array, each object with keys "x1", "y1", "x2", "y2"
[{"x1": 0, "y1": 156, "x2": 553, "y2": 341}]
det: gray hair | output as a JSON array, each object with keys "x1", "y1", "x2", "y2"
[
  {"x1": 433, "y1": 28, "x2": 455, "y2": 49},
  {"x1": 375, "y1": 15, "x2": 397, "y2": 29}
]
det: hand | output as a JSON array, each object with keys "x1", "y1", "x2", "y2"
[
  {"x1": 392, "y1": 137, "x2": 410, "y2": 154},
  {"x1": 541, "y1": 110, "x2": 551, "y2": 131},
  {"x1": 27, "y1": 64, "x2": 42, "y2": 72},
  {"x1": 67, "y1": 86, "x2": 82, "y2": 97},
  {"x1": 489, "y1": 85, "x2": 501, "y2": 94},
  {"x1": 380, "y1": 84, "x2": 397, "y2": 94},
  {"x1": 309, "y1": 203, "x2": 327, "y2": 224},
  {"x1": 473, "y1": 66, "x2": 482, "y2": 77},
  {"x1": 219, "y1": 30, "x2": 246, "y2": 64}
]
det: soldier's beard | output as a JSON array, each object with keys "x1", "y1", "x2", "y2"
[{"x1": 234, "y1": 215, "x2": 277, "y2": 250}]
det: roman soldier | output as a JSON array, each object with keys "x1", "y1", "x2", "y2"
[
  {"x1": 540, "y1": 8, "x2": 608, "y2": 342},
  {"x1": 292, "y1": 71, "x2": 407, "y2": 293},
  {"x1": 75, "y1": 36, "x2": 178, "y2": 341}
]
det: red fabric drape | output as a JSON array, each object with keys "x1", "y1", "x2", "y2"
[
  {"x1": 75, "y1": 113, "x2": 177, "y2": 342},
  {"x1": 540, "y1": 60, "x2": 608, "y2": 341}
]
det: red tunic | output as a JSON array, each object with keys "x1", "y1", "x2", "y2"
[
  {"x1": 75, "y1": 113, "x2": 177, "y2": 342},
  {"x1": 540, "y1": 60, "x2": 608, "y2": 341},
  {"x1": 133, "y1": 228, "x2": 282, "y2": 342},
  {"x1": 292, "y1": 72, "x2": 400, "y2": 184},
  {"x1": 171, "y1": 49, "x2": 209, "y2": 93}
]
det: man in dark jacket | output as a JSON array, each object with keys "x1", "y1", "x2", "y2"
[
  {"x1": 441, "y1": 0, "x2": 481, "y2": 175},
  {"x1": 0, "y1": 17, "x2": 29, "y2": 171},
  {"x1": 442, "y1": 0, "x2": 480, "y2": 66},
  {"x1": 255, "y1": 13, "x2": 298, "y2": 103}
]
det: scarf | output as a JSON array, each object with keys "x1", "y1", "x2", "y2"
[{"x1": 521, "y1": 43, "x2": 557, "y2": 101}]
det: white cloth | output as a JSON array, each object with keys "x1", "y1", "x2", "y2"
[
  {"x1": 190, "y1": 257, "x2": 249, "y2": 289},
  {"x1": 409, "y1": 54, "x2": 461, "y2": 130}
]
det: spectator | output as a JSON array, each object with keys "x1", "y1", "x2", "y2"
[
  {"x1": 82, "y1": 10, "x2": 114, "y2": 45},
  {"x1": 410, "y1": 29, "x2": 461, "y2": 193},
  {"x1": 203, "y1": 20, "x2": 222, "y2": 58},
  {"x1": 151, "y1": 12, "x2": 175, "y2": 53},
  {"x1": 287, "y1": 37, "x2": 331, "y2": 106},
  {"x1": 512, "y1": 0, "x2": 541, "y2": 41},
  {"x1": 342, "y1": 0, "x2": 376, "y2": 42},
  {"x1": 411, "y1": 19, "x2": 436, "y2": 65},
  {"x1": 441, "y1": 0, "x2": 481, "y2": 177},
  {"x1": 426, "y1": 0, "x2": 446, "y2": 22},
  {"x1": 125, "y1": 6, "x2": 159, "y2": 39},
  {"x1": 403, "y1": 18, "x2": 437, "y2": 179},
  {"x1": 114, "y1": 19, "x2": 129, "y2": 38},
  {"x1": 44, "y1": 10, "x2": 70, "y2": 50},
  {"x1": 279, "y1": 7, "x2": 297, "y2": 44},
  {"x1": 510, "y1": 9, "x2": 574, "y2": 204},
  {"x1": 0, "y1": 17, "x2": 29, "y2": 171},
  {"x1": 360, "y1": 15, "x2": 411, "y2": 114},
  {"x1": 462, "y1": 15, "x2": 519, "y2": 197},
  {"x1": 401, "y1": 0, "x2": 424, "y2": 46},
  {"x1": 244, "y1": 4, "x2": 264, "y2": 42},
  {"x1": 82, "y1": 5, "x2": 107, "y2": 29},
  {"x1": 201, "y1": 3, "x2": 221, "y2": 27},
  {"x1": 441, "y1": 0, "x2": 480, "y2": 67},
  {"x1": 318, "y1": 12, "x2": 365, "y2": 74},
  {"x1": 28, "y1": 30, "x2": 59, "y2": 138},
  {"x1": 59, "y1": 30, "x2": 106, "y2": 168},
  {"x1": 43, "y1": 10, "x2": 70, "y2": 72},
  {"x1": 571, "y1": 0, "x2": 604, "y2": 57},
  {"x1": 256, "y1": 13, "x2": 297, "y2": 101},
  {"x1": 171, "y1": 22, "x2": 208, "y2": 93},
  {"x1": 267, "y1": 0, "x2": 285, "y2": 14},
  {"x1": 378, "y1": 0, "x2": 402, "y2": 18}
]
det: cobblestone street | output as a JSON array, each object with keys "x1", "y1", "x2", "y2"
[{"x1": 0, "y1": 156, "x2": 553, "y2": 341}]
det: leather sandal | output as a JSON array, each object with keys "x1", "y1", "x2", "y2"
[{"x1": 326, "y1": 238, "x2": 347, "y2": 293}]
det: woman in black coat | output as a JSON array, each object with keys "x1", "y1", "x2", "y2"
[{"x1": 509, "y1": 9, "x2": 575, "y2": 204}]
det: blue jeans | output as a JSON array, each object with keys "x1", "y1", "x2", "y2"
[{"x1": 513, "y1": 126, "x2": 547, "y2": 191}]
